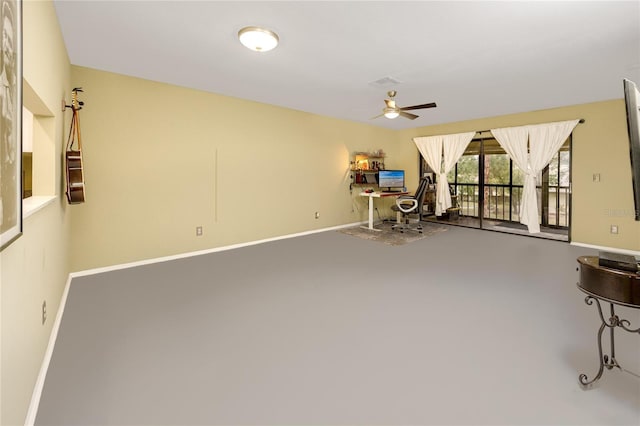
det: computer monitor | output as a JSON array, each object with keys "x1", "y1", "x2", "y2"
[{"x1": 378, "y1": 170, "x2": 405, "y2": 191}]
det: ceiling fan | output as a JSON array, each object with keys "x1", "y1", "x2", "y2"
[{"x1": 372, "y1": 90, "x2": 437, "y2": 120}]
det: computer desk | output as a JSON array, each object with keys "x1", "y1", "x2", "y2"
[{"x1": 359, "y1": 191, "x2": 409, "y2": 231}]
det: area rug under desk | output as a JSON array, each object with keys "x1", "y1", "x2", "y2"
[{"x1": 338, "y1": 221, "x2": 448, "y2": 245}]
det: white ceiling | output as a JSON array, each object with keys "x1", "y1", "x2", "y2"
[{"x1": 53, "y1": 1, "x2": 640, "y2": 130}]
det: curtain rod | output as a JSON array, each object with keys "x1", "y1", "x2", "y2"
[{"x1": 474, "y1": 118, "x2": 585, "y2": 135}]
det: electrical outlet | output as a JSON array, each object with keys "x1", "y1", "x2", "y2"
[
  {"x1": 196, "y1": 226, "x2": 203, "y2": 236},
  {"x1": 593, "y1": 173, "x2": 601, "y2": 182},
  {"x1": 610, "y1": 225, "x2": 619, "y2": 234},
  {"x1": 42, "y1": 300, "x2": 47, "y2": 325},
  {"x1": 315, "y1": 212, "x2": 320, "y2": 219}
]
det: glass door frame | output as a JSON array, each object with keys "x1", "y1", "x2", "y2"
[{"x1": 418, "y1": 134, "x2": 573, "y2": 240}]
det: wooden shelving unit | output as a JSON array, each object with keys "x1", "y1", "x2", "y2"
[{"x1": 350, "y1": 151, "x2": 385, "y2": 191}]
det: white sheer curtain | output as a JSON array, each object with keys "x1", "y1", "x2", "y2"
[
  {"x1": 414, "y1": 132, "x2": 474, "y2": 215},
  {"x1": 413, "y1": 135, "x2": 443, "y2": 213},
  {"x1": 440, "y1": 132, "x2": 475, "y2": 215},
  {"x1": 491, "y1": 119, "x2": 579, "y2": 233}
]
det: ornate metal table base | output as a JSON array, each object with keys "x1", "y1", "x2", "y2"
[
  {"x1": 578, "y1": 295, "x2": 640, "y2": 388},
  {"x1": 576, "y1": 256, "x2": 640, "y2": 389}
]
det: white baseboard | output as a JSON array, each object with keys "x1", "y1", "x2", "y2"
[
  {"x1": 24, "y1": 274, "x2": 73, "y2": 426},
  {"x1": 70, "y1": 222, "x2": 364, "y2": 278},
  {"x1": 570, "y1": 241, "x2": 640, "y2": 256}
]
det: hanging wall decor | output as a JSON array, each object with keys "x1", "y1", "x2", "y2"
[
  {"x1": 0, "y1": 0, "x2": 22, "y2": 251},
  {"x1": 64, "y1": 87, "x2": 85, "y2": 204}
]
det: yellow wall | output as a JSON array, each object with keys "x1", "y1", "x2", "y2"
[
  {"x1": 70, "y1": 67, "x2": 640, "y2": 272},
  {"x1": 0, "y1": 1, "x2": 71, "y2": 425},
  {"x1": 69, "y1": 66, "x2": 403, "y2": 271},
  {"x1": 398, "y1": 100, "x2": 640, "y2": 251}
]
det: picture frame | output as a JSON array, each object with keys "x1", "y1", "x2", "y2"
[{"x1": 0, "y1": 0, "x2": 22, "y2": 251}]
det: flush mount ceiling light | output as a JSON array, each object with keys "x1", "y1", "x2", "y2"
[{"x1": 238, "y1": 26, "x2": 279, "y2": 52}]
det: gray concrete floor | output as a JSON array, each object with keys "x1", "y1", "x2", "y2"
[{"x1": 35, "y1": 226, "x2": 639, "y2": 425}]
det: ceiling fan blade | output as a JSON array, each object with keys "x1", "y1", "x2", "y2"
[
  {"x1": 399, "y1": 111, "x2": 419, "y2": 120},
  {"x1": 370, "y1": 113, "x2": 384, "y2": 120},
  {"x1": 384, "y1": 99, "x2": 396, "y2": 108},
  {"x1": 400, "y1": 102, "x2": 437, "y2": 111}
]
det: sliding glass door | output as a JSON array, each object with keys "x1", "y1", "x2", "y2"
[
  {"x1": 483, "y1": 152, "x2": 524, "y2": 223},
  {"x1": 446, "y1": 140, "x2": 479, "y2": 218},
  {"x1": 542, "y1": 149, "x2": 571, "y2": 228},
  {"x1": 421, "y1": 135, "x2": 571, "y2": 238}
]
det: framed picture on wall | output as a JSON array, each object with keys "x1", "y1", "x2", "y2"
[{"x1": 0, "y1": 0, "x2": 22, "y2": 251}]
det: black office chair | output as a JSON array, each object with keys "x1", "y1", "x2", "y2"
[{"x1": 391, "y1": 177, "x2": 430, "y2": 233}]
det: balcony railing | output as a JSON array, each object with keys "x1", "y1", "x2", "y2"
[{"x1": 453, "y1": 183, "x2": 569, "y2": 228}]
